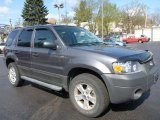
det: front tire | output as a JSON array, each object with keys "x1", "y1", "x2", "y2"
[
  {"x1": 8, "y1": 63, "x2": 24, "y2": 87},
  {"x1": 69, "y1": 73, "x2": 109, "y2": 117}
]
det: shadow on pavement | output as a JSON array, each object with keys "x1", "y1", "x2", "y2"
[
  {"x1": 23, "y1": 80, "x2": 151, "y2": 119},
  {"x1": 110, "y1": 90, "x2": 150, "y2": 112}
]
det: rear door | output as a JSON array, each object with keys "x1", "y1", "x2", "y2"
[
  {"x1": 14, "y1": 27, "x2": 33, "y2": 77},
  {"x1": 31, "y1": 26, "x2": 65, "y2": 86}
]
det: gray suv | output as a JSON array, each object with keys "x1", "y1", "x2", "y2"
[{"x1": 3, "y1": 25, "x2": 159, "y2": 117}]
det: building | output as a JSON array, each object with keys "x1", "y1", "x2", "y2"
[{"x1": 135, "y1": 27, "x2": 160, "y2": 41}]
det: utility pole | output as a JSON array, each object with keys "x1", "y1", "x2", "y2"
[
  {"x1": 144, "y1": 12, "x2": 147, "y2": 28},
  {"x1": 142, "y1": 6, "x2": 148, "y2": 28},
  {"x1": 9, "y1": 19, "x2": 12, "y2": 31},
  {"x1": 65, "y1": 0, "x2": 68, "y2": 25},
  {"x1": 101, "y1": 0, "x2": 104, "y2": 39}
]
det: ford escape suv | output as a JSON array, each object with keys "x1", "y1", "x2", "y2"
[{"x1": 3, "y1": 25, "x2": 159, "y2": 117}]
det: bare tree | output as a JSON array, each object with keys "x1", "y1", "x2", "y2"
[
  {"x1": 121, "y1": 0, "x2": 148, "y2": 33},
  {"x1": 61, "y1": 14, "x2": 72, "y2": 25},
  {"x1": 151, "y1": 10, "x2": 160, "y2": 26}
]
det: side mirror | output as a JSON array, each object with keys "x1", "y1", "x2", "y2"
[{"x1": 43, "y1": 42, "x2": 57, "y2": 50}]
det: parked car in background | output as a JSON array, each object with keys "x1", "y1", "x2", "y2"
[
  {"x1": 140, "y1": 35, "x2": 150, "y2": 41},
  {"x1": 103, "y1": 37, "x2": 126, "y2": 46},
  {"x1": 123, "y1": 35, "x2": 150, "y2": 43},
  {"x1": 0, "y1": 42, "x2": 5, "y2": 54}
]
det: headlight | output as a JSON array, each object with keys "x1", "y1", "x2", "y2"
[{"x1": 112, "y1": 61, "x2": 139, "y2": 74}]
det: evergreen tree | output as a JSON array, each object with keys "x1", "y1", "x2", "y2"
[{"x1": 22, "y1": 0, "x2": 48, "y2": 26}]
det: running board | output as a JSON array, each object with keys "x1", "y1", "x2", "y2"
[{"x1": 21, "y1": 76, "x2": 62, "y2": 91}]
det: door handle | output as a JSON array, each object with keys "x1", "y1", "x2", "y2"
[{"x1": 32, "y1": 52, "x2": 39, "y2": 57}]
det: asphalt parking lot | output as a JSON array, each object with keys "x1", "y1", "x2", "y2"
[{"x1": 0, "y1": 42, "x2": 160, "y2": 120}]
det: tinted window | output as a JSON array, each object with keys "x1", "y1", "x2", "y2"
[
  {"x1": 34, "y1": 28, "x2": 57, "y2": 48},
  {"x1": 17, "y1": 29, "x2": 33, "y2": 47},
  {"x1": 6, "y1": 30, "x2": 19, "y2": 46}
]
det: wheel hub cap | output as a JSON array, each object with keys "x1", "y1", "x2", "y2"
[
  {"x1": 9, "y1": 67, "x2": 16, "y2": 83},
  {"x1": 74, "y1": 83, "x2": 96, "y2": 110}
]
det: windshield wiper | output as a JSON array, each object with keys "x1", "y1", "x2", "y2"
[
  {"x1": 89, "y1": 42, "x2": 104, "y2": 45},
  {"x1": 69, "y1": 43, "x2": 82, "y2": 46},
  {"x1": 69, "y1": 43, "x2": 91, "y2": 46},
  {"x1": 69, "y1": 42, "x2": 104, "y2": 47}
]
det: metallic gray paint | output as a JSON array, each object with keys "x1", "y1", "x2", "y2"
[{"x1": 4, "y1": 25, "x2": 159, "y2": 104}]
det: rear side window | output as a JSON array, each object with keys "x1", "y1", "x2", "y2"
[
  {"x1": 17, "y1": 29, "x2": 33, "y2": 47},
  {"x1": 6, "y1": 30, "x2": 19, "y2": 46}
]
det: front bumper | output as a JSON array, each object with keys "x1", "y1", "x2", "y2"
[{"x1": 101, "y1": 66, "x2": 159, "y2": 104}]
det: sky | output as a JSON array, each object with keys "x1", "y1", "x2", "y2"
[{"x1": 0, "y1": 0, "x2": 160, "y2": 25}]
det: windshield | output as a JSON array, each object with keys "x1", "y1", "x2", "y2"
[{"x1": 54, "y1": 26, "x2": 102, "y2": 46}]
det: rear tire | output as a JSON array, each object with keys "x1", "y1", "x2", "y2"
[
  {"x1": 8, "y1": 63, "x2": 24, "y2": 87},
  {"x1": 69, "y1": 73, "x2": 109, "y2": 117}
]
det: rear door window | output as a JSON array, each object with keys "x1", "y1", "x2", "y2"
[{"x1": 17, "y1": 29, "x2": 33, "y2": 47}]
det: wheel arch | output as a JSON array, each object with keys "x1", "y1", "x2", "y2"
[
  {"x1": 66, "y1": 67, "x2": 108, "y2": 92},
  {"x1": 6, "y1": 57, "x2": 15, "y2": 67}
]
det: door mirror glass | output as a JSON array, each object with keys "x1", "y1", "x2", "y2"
[
  {"x1": 34, "y1": 28, "x2": 57, "y2": 49},
  {"x1": 43, "y1": 42, "x2": 57, "y2": 50}
]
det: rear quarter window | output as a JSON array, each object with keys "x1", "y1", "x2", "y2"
[
  {"x1": 6, "y1": 30, "x2": 19, "y2": 46},
  {"x1": 17, "y1": 29, "x2": 33, "y2": 47}
]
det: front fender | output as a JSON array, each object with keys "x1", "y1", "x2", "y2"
[{"x1": 64, "y1": 58, "x2": 111, "y2": 76}]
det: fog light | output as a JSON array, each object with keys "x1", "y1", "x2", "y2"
[{"x1": 133, "y1": 89, "x2": 143, "y2": 100}]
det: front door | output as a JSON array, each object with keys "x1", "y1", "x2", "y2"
[{"x1": 31, "y1": 27, "x2": 65, "y2": 86}]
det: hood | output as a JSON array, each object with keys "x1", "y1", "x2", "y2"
[{"x1": 71, "y1": 45, "x2": 152, "y2": 63}]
